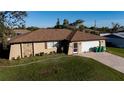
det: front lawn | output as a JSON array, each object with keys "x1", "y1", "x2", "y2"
[
  {"x1": 0, "y1": 54, "x2": 124, "y2": 81},
  {"x1": 107, "y1": 47, "x2": 124, "y2": 58}
]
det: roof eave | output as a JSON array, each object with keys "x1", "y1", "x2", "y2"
[{"x1": 71, "y1": 38, "x2": 106, "y2": 42}]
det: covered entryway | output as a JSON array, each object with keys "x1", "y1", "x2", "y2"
[
  {"x1": 57, "y1": 40, "x2": 69, "y2": 54},
  {"x1": 81, "y1": 41, "x2": 99, "y2": 52}
]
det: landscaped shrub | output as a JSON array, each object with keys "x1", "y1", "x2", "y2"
[
  {"x1": 53, "y1": 51, "x2": 56, "y2": 54},
  {"x1": 17, "y1": 56, "x2": 21, "y2": 60},
  {"x1": 40, "y1": 52, "x2": 44, "y2": 56},
  {"x1": 24, "y1": 55, "x2": 27, "y2": 58},
  {"x1": 35, "y1": 54, "x2": 39, "y2": 56},
  {"x1": 49, "y1": 52, "x2": 53, "y2": 55},
  {"x1": 30, "y1": 54, "x2": 33, "y2": 57},
  {"x1": 49, "y1": 51, "x2": 56, "y2": 55},
  {"x1": 12, "y1": 57, "x2": 15, "y2": 60}
]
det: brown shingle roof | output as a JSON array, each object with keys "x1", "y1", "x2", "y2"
[
  {"x1": 9, "y1": 29, "x2": 71, "y2": 44},
  {"x1": 9, "y1": 29, "x2": 105, "y2": 44},
  {"x1": 69, "y1": 31, "x2": 106, "y2": 42}
]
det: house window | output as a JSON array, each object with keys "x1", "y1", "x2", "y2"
[
  {"x1": 74, "y1": 43, "x2": 78, "y2": 48},
  {"x1": 73, "y1": 43, "x2": 78, "y2": 53},
  {"x1": 47, "y1": 42, "x2": 57, "y2": 49}
]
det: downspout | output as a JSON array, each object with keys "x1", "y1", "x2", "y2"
[
  {"x1": 32, "y1": 43, "x2": 34, "y2": 56},
  {"x1": 20, "y1": 43, "x2": 23, "y2": 58}
]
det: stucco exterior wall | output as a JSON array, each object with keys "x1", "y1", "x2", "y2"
[
  {"x1": 9, "y1": 42, "x2": 58, "y2": 60},
  {"x1": 100, "y1": 40, "x2": 106, "y2": 50},
  {"x1": 68, "y1": 42, "x2": 82, "y2": 55},
  {"x1": 68, "y1": 42, "x2": 73, "y2": 55},
  {"x1": 100, "y1": 40, "x2": 106, "y2": 46},
  {"x1": 33, "y1": 43, "x2": 44, "y2": 55},
  {"x1": 9, "y1": 40, "x2": 106, "y2": 60},
  {"x1": 77, "y1": 42, "x2": 82, "y2": 54},
  {"x1": 22, "y1": 43, "x2": 33, "y2": 57},
  {"x1": 9, "y1": 44, "x2": 21, "y2": 60},
  {"x1": 44, "y1": 48, "x2": 57, "y2": 54},
  {"x1": 33, "y1": 42, "x2": 57, "y2": 55},
  {"x1": 68, "y1": 40, "x2": 106, "y2": 55}
]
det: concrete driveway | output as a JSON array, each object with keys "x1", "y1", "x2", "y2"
[{"x1": 79, "y1": 52, "x2": 124, "y2": 73}]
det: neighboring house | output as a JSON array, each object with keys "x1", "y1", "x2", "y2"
[
  {"x1": 13, "y1": 29, "x2": 30, "y2": 35},
  {"x1": 7, "y1": 29, "x2": 30, "y2": 41},
  {"x1": 9, "y1": 29, "x2": 106, "y2": 60},
  {"x1": 100, "y1": 32, "x2": 124, "y2": 48}
]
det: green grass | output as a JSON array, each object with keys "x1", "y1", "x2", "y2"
[
  {"x1": 107, "y1": 47, "x2": 124, "y2": 58},
  {"x1": 0, "y1": 54, "x2": 65, "y2": 66},
  {"x1": 0, "y1": 54, "x2": 124, "y2": 81}
]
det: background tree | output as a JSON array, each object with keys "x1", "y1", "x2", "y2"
[
  {"x1": 63, "y1": 19, "x2": 69, "y2": 28},
  {"x1": 18, "y1": 24, "x2": 26, "y2": 29},
  {"x1": 54, "y1": 18, "x2": 62, "y2": 29},
  {"x1": 72, "y1": 19, "x2": 84, "y2": 29},
  {"x1": 97, "y1": 26, "x2": 110, "y2": 33},
  {"x1": 54, "y1": 19, "x2": 86, "y2": 31},
  {"x1": 75, "y1": 19, "x2": 84, "y2": 25},
  {"x1": 78, "y1": 25, "x2": 84, "y2": 31},
  {"x1": 26, "y1": 26, "x2": 40, "y2": 31},
  {"x1": 89, "y1": 26, "x2": 95, "y2": 30},
  {"x1": 0, "y1": 11, "x2": 27, "y2": 49},
  {"x1": 111, "y1": 22, "x2": 120, "y2": 33}
]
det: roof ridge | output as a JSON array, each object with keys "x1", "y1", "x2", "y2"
[
  {"x1": 9, "y1": 29, "x2": 72, "y2": 44},
  {"x1": 70, "y1": 31, "x2": 106, "y2": 42},
  {"x1": 9, "y1": 29, "x2": 105, "y2": 44}
]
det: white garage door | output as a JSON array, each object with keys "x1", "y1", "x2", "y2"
[{"x1": 81, "y1": 41, "x2": 99, "y2": 52}]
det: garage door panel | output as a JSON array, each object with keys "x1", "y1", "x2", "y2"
[{"x1": 81, "y1": 41, "x2": 99, "y2": 52}]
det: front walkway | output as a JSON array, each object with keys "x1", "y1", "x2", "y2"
[{"x1": 79, "y1": 52, "x2": 124, "y2": 73}]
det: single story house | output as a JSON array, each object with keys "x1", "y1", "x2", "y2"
[
  {"x1": 100, "y1": 32, "x2": 124, "y2": 48},
  {"x1": 9, "y1": 29, "x2": 106, "y2": 60}
]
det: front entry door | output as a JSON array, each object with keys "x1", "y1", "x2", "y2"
[{"x1": 73, "y1": 43, "x2": 78, "y2": 53}]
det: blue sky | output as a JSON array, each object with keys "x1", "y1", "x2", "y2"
[{"x1": 25, "y1": 11, "x2": 124, "y2": 28}]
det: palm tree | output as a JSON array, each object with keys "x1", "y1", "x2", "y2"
[
  {"x1": 111, "y1": 22, "x2": 120, "y2": 33},
  {"x1": 75, "y1": 19, "x2": 84, "y2": 25}
]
